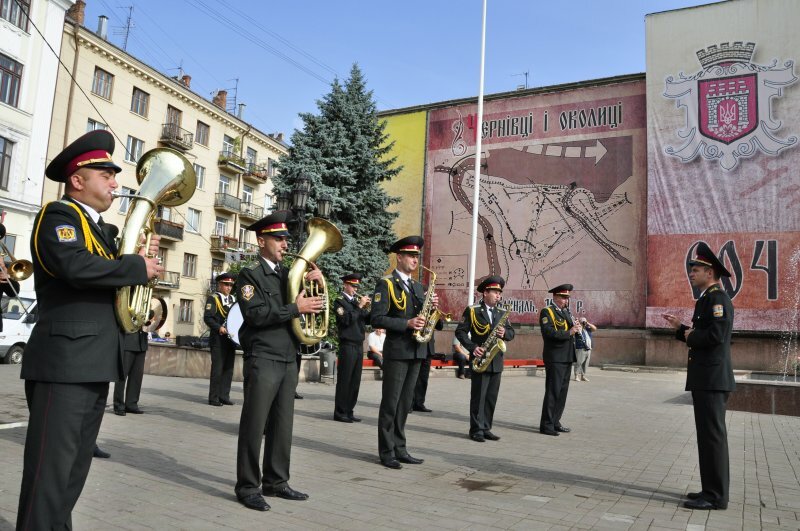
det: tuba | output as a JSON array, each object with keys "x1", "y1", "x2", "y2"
[
  {"x1": 412, "y1": 266, "x2": 452, "y2": 343},
  {"x1": 286, "y1": 217, "x2": 343, "y2": 345},
  {"x1": 114, "y1": 148, "x2": 196, "y2": 333},
  {"x1": 471, "y1": 303, "x2": 512, "y2": 373}
]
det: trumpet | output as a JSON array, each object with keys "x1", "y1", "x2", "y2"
[{"x1": 355, "y1": 293, "x2": 371, "y2": 311}]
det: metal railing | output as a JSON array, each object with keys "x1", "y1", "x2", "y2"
[
  {"x1": 154, "y1": 219, "x2": 184, "y2": 241},
  {"x1": 239, "y1": 202, "x2": 264, "y2": 219},
  {"x1": 218, "y1": 150, "x2": 247, "y2": 170},
  {"x1": 243, "y1": 162, "x2": 268, "y2": 182},
  {"x1": 155, "y1": 270, "x2": 180, "y2": 290},
  {"x1": 214, "y1": 192, "x2": 241, "y2": 211},
  {"x1": 160, "y1": 123, "x2": 193, "y2": 150},
  {"x1": 210, "y1": 234, "x2": 239, "y2": 252}
]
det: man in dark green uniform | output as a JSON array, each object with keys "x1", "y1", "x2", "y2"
[
  {"x1": 204, "y1": 272, "x2": 237, "y2": 406},
  {"x1": 370, "y1": 236, "x2": 438, "y2": 469},
  {"x1": 455, "y1": 275, "x2": 515, "y2": 442},
  {"x1": 17, "y1": 130, "x2": 162, "y2": 529},
  {"x1": 663, "y1": 242, "x2": 735, "y2": 511},
  {"x1": 234, "y1": 211, "x2": 323, "y2": 512},
  {"x1": 333, "y1": 272, "x2": 370, "y2": 423},
  {"x1": 539, "y1": 284, "x2": 581, "y2": 436}
]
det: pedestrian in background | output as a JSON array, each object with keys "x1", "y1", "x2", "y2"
[{"x1": 573, "y1": 317, "x2": 596, "y2": 382}]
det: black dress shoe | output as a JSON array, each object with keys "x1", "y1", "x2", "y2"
[
  {"x1": 540, "y1": 428, "x2": 560, "y2": 436},
  {"x1": 686, "y1": 491, "x2": 705, "y2": 500},
  {"x1": 125, "y1": 407, "x2": 144, "y2": 414},
  {"x1": 349, "y1": 416, "x2": 362, "y2": 422},
  {"x1": 209, "y1": 400, "x2": 222, "y2": 406},
  {"x1": 397, "y1": 454, "x2": 424, "y2": 464},
  {"x1": 484, "y1": 431, "x2": 500, "y2": 441},
  {"x1": 264, "y1": 485, "x2": 309, "y2": 501},
  {"x1": 470, "y1": 433, "x2": 485, "y2": 442},
  {"x1": 294, "y1": 392, "x2": 304, "y2": 399},
  {"x1": 333, "y1": 415, "x2": 353, "y2": 423},
  {"x1": 381, "y1": 458, "x2": 403, "y2": 469},
  {"x1": 412, "y1": 405, "x2": 432, "y2": 412},
  {"x1": 113, "y1": 408, "x2": 126, "y2": 416},
  {"x1": 683, "y1": 498, "x2": 726, "y2": 510},
  {"x1": 220, "y1": 398, "x2": 235, "y2": 405},
  {"x1": 555, "y1": 425, "x2": 570, "y2": 433},
  {"x1": 239, "y1": 493, "x2": 270, "y2": 511},
  {"x1": 92, "y1": 445, "x2": 110, "y2": 458}
]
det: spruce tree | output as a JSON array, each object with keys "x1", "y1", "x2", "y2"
[{"x1": 274, "y1": 64, "x2": 400, "y2": 289}]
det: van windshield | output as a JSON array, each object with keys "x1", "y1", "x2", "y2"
[{"x1": 2, "y1": 296, "x2": 35, "y2": 319}]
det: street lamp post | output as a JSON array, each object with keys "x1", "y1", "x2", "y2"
[{"x1": 275, "y1": 174, "x2": 333, "y2": 251}]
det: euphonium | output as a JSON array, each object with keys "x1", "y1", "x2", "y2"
[
  {"x1": 471, "y1": 303, "x2": 512, "y2": 373},
  {"x1": 412, "y1": 266, "x2": 452, "y2": 343},
  {"x1": 286, "y1": 217, "x2": 343, "y2": 345},
  {"x1": 114, "y1": 148, "x2": 196, "y2": 333}
]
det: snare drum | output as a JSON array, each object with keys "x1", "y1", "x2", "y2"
[{"x1": 225, "y1": 302, "x2": 244, "y2": 347}]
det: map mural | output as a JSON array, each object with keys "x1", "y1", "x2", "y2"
[{"x1": 423, "y1": 79, "x2": 648, "y2": 326}]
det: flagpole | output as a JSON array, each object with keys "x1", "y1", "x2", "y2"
[{"x1": 467, "y1": 0, "x2": 488, "y2": 306}]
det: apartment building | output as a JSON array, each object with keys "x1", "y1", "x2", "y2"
[
  {"x1": 44, "y1": 3, "x2": 288, "y2": 337},
  {"x1": 0, "y1": 0, "x2": 74, "y2": 287}
]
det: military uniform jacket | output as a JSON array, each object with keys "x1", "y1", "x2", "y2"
[
  {"x1": 455, "y1": 302, "x2": 515, "y2": 373},
  {"x1": 203, "y1": 292, "x2": 236, "y2": 349},
  {"x1": 370, "y1": 271, "x2": 428, "y2": 360},
  {"x1": 334, "y1": 294, "x2": 370, "y2": 344},
  {"x1": 678, "y1": 285, "x2": 736, "y2": 392},
  {"x1": 539, "y1": 304, "x2": 577, "y2": 364},
  {"x1": 22, "y1": 197, "x2": 148, "y2": 383},
  {"x1": 235, "y1": 259, "x2": 299, "y2": 362}
]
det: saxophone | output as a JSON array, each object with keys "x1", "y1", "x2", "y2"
[
  {"x1": 412, "y1": 266, "x2": 452, "y2": 343},
  {"x1": 471, "y1": 303, "x2": 511, "y2": 373}
]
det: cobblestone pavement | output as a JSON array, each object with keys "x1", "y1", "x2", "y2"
[{"x1": 1, "y1": 364, "x2": 798, "y2": 530}]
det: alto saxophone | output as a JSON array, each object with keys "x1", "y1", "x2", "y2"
[
  {"x1": 471, "y1": 303, "x2": 512, "y2": 373},
  {"x1": 412, "y1": 266, "x2": 452, "y2": 343}
]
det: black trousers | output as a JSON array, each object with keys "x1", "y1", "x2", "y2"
[
  {"x1": 235, "y1": 357, "x2": 297, "y2": 498},
  {"x1": 378, "y1": 358, "x2": 421, "y2": 461},
  {"x1": 334, "y1": 341, "x2": 363, "y2": 418},
  {"x1": 692, "y1": 390, "x2": 731, "y2": 504},
  {"x1": 18, "y1": 381, "x2": 108, "y2": 530},
  {"x1": 454, "y1": 352, "x2": 469, "y2": 377},
  {"x1": 367, "y1": 351, "x2": 383, "y2": 368},
  {"x1": 114, "y1": 349, "x2": 146, "y2": 410},
  {"x1": 208, "y1": 336, "x2": 236, "y2": 403},
  {"x1": 540, "y1": 361, "x2": 571, "y2": 431},
  {"x1": 470, "y1": 371, "x2": 502, "y2": 435},
  {"x1": 413, "y1": 356, "x2": 432, "y2": 408}
]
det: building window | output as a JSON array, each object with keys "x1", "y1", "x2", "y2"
[
  {"x1": 242, "y1": 185, "x2": 253, "y2": 204},
  {"x1": 125, "y1": 136, "x2": 144, "y2": 163},
  {"x1": 178, "y1": 299, "x2": 193, "y2": 322},
  {"x1": 130, "y1": 87, "x2": 149, "y2": 116},
  {"x1": 182, "y1": 253, "x2": 197, "y2": 278},
  {"x1": 238, "y1": 226, "x2": 247, "y2": 246},
  {"x1": 222, "y1": 134, "x2": 235, "y2": 156},
  {"x1": 211, "y1": 258, "x2": 223, "y2": 280},
  {"x1": 0, "y1": 136, "x2": 13, "y2": 191},
  {"x1": 91, "y1": 67, "x2": 114, "y2": 100},
  {"x1": 157, "y1": 205, "x2": 171, "y2": 222},
  {"x1": 86, "y1": 118, "x2": 108, "y2": 132},
  {"x1": 186, "y1": 207, "x2": 201, "y2": 232},
  {"x1": 263, "y1": 195, "x2": 273, "y2": 212},
  {"x1": 157, "y1": 247, "x2": 168, "y2": 267},
  {"x1": 0, "y1": 53, "x2": 23, "y2": 108},
  {"x1": 117, "y1": 186, "x2": 136, "y2": 214},
  {"x1": 218, "y1": 175, "x2": 231, "y2": 195},
  {"x1": 267, "y1": 158, "x2": 276, "y2": 177},
  {"x1": 196, "y1": 121, "x2": 209, "y2": 146},
  {"x1": 0, "y1": 0, "x2": 29, "y2": 31},
  {"x1": 1, "y1": 233, "x2": 16, "y2": 257},
  {"x1": 246, "y1": 147, "x2": 257, "y2": 165},
  {"x1": 214, "y1": 216, "x2": 228, "y2": 236},
  {"x1": 193, "y1": 164, "x2": 205, "y2": 189}
]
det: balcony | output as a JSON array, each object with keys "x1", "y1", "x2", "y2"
[
  {"x1": 242, "y1": 162, "x2": 269, "y2": 184},
  {"x1": 210, "y1": 234, "x2": 239, "y2": 253},
  {"x1": 160, "y1": 123, "x2": 193, "y2": 151},
  {"x1": 239, "y1": 202, "x2": 264, "y2": 221},
  {"x1": 218, "y1": 150, "x2": 247, "y2": 172},
  {"x1": 214, "y1": 192, "x2": 241, "y2": 213},
  {"x1": 154, "y1": 270, "x2": 180, "y2": 290},
  {"x1": 154, "y1": 219, "x2": 184, "y2": 241}
]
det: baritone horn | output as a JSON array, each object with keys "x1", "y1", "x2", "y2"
[
  {"x1": 285, "y1": 217, "x2": 343, "y2": 345},
  {"x1": 114, "y1": 148, "x2": 196, "y2": 333}
]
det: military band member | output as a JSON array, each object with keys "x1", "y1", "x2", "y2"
[
  {"x1": 234, "y1": 211, "x2": 323, "y2": 512},
  {"x1": 204, "y1": 272, "x2": 238, "y2": 406},
  {"x1": 333, "y1": 272, "x2": 371, "y2": 423},
  {"x1": 412, "y1": 308, "x2": 443, "y2": 413},
  {"x1": 17, "y1": 130, "x2": 162, "y2": 529},
  {"x1": 455, "y1": 276, "x2": 515, "y2": 442},
  {"x1": 538, "y1": 284, "x2": 580, "y2": 436},
  {"x1": 370, "y1": 236, "x2": 438, "y2": 469},
  {"x1": 663, "y1": 242, "x2": 735, "y2": 511},
  {"x1": 113, "y1": 324, "x2": 150, "y2": 415}
]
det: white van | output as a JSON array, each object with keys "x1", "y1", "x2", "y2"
[{"x1": 1, "y1": 292, "x2": 37, "y2": 364}]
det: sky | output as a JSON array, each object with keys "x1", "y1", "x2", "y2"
[{"x1": 81, "y1": 0, "x2": 718, "y2": 141}]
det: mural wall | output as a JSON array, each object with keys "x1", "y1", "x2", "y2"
[
  {"x1": 646, "y1": 0, "x2": 800, "y2": 332},
  {"x1": 422, "y1": 78, "x2": 648, "y2": 326}
]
